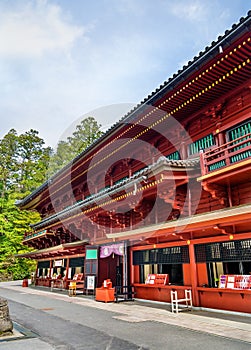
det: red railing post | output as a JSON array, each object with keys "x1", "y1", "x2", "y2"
[{"x1": 199, "y1": 150, "x2": 206, "y2": 176}]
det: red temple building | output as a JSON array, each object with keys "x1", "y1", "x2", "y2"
[{"x1": 17, "y1": 12, "x2": 251, "y2": 313}]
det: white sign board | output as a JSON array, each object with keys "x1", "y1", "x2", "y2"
[
  {"x1": 54, "y1": 260, "x2": 63, "y2": 267},
  {"x1": 86, "y1": 275, "x2": 95, "y2": 290}
]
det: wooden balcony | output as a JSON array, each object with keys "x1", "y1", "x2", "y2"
[
  {"x1": 199, "y1": 133, "x2": 251, "y2": 180},
  {"x1": 23, "y1": 230, "x2": 49, "y2": 242}
]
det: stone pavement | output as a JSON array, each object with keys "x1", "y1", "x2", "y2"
[{"x1": 0, "y1": 280, "x2": 250, "y2": 349}]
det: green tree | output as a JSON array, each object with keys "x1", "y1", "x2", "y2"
[
  {"x1": 17, "y1": 129, "x2": 52, "y2": 193},
  {"x1": 0, "y1": 129, "x2": 19, "y2": 198},
  {"x1": 0, "y1": 119, "x2": 103, "y2": 280},
  {"x1": 48, "y1": 116, "x2": 103, "y2": 176},
  {"x1": 0, "y1": 196, "x2": 39, "y2": 280},
  {"x1": 0, "y1": 129, "x2": 52, "y2": 194},
  {"x1": 48, "y1": 140, "x2": 72, "y2": 175},
  {"x1": 68, "y1": 116, "x2": 103, "y2": 154},
  {"x1": 0, "y1": 128, "x2": 52, "y2": 280}
]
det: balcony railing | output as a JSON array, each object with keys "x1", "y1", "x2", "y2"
[
  {"x1": 200, "y1": 132, "x2": 251, "y2": 176},
  {"x1": 23, "y1": 229, "x2": 48, "y2": 241}
]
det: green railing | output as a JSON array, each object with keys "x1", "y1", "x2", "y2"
[
  {"x1": 201, "y1": 132, "x2": 251, "y2": 175},
  {"x1": 230, "y1": 149, "x2": 251, "y2": 163},
  {"x1": 228, "y1": 121, "x2": 251, "y2": 164},
  {"x1": 208, "y1": 160, "x2": 226, "y2": 171},
  {"x1": 23, "y1": 229, "x2": 47, "y2": 241}
]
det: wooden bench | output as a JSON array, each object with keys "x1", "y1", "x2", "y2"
[
  {"x1": 114, "y1": 285, "x2": 136, "y2": 303},
  {"x1": 171, "y1": 289, "x2": 192, "y2": 313},
  {"x1": 67, "y1": 273, "x2": 84, "y2": 291}
]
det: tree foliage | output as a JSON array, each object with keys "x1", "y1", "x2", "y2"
[
  {"x1": 48, "y1": 116, "x2": 103, "y2": 176},
  {"x1": 0, "y1": 128, "x2": 52, "y2": 195},
  {"x1": 0, "y1": 196, "x2": 39, "y2": 280},
  {"x1": 0, "y1": 117, "x2": 103, "y2": 280},
  {"x1": 0, "y1": 129, "x2": 52, "y2": 280}
]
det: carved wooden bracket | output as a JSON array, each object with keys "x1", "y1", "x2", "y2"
[
  {"x1": 159, "y1": 187, "x2": 186, "y2": 213},
  {"x1": 159, "y1": 188, "x2": 175, "y2": 204},
  {"x1": 128, "y1": 198, "x2": 142, "y2": 212},
  {"x1": 205, "y1": 102, "x2": 226, "y2": 120},
  {"x1": 213, "y1": 224, "x2": 233, "y2": 235},
  {"x1": 202, "y1": 183, "x2": 227, "y2": 205},
  {"x1": 111, "y1": 213, "x2": 131, "y2": 228}
]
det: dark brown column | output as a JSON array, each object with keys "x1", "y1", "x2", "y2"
[{"x1": 188, "y1": 242, "x2": 199, "y2": 307}]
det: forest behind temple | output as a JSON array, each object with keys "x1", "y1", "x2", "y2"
[{"x1": 0, "y1": 117, "x2": 103, "y2": 280}]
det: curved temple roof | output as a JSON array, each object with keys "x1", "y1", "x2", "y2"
[{"x1": 16, "y1": 11, "x2": 251, "y2": 209}]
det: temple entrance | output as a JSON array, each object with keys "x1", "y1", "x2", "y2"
[{"x1": 98, "y1": 242, "x2": 127, "y2": 288}]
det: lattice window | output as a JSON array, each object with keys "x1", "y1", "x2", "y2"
[
  {"x1": 69, "y1": 257, "x2": 84, "y2": 267},
  {"x1": 228, "y1": 120, "x2": 251, "y2": 141},
  {"x1": 166, "y1": 151, "x2": 180, "y2": 161},
  {"x1": 38, "y1": 260, "x2": 50, "y2": 268},
  {"x1": 133, "y1": 246, "x2": 189, "y2": 265},
  {"x1": 195, "y1": 239, "x2": 251, "y2": 262},
  {"x1": 188, "y1": 134, "x2": 215, "y2": 155}
]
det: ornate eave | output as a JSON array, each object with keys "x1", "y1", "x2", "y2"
[
  {"x1": 29, "y1": 157, "x2": 199, "y2": 232},
  {"x1": 16, "y1": 240, "x2": 89, "y2": 260},
  {"x1": 106, "y1": 203, "x2": 251, "y2": 242}
]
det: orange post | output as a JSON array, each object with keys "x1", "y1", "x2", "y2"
[
  {"x1": 95, "y1": 279, "x2": 115, "y2": 303},
  {"x1": 22, "y1": 279, "x2": 28, "y2": 287}
]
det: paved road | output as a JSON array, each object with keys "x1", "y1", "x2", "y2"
[{"x1": 0, "y1": 281, "x2": 251, "y2": 349}]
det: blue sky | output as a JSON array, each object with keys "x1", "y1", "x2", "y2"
[{"x1": 1, "y1": 0, "x2": 251, "y2": 147}]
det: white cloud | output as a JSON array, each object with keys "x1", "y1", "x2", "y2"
[
  {"x1": 0, "y1": 0, "x2": 85, "y2": 58},
  {"x1": 169, "y1": 0, "x2": 208, "y2": 22},
  {"x1": 0, "y1": 0, "x2": 250, "y2": 148},
  {"x1": 110, "y1": 0, "x2": 145, "y2": 15}
]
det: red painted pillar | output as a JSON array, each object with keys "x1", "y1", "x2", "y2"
[
  {"x1": 180, "y1": 141, "x2": 187, "y2": 160},
  {"x1": 65, "y1": 257, "x2": 70, "y2": 289},
  {"x1": 217, "y1": 131, "x2": 225, "y2": 146},
  {"x1": 50, "y1": 259, "x2": 53, "y2": 278},
  {"x1": 188, "y1": 242, "x2": 199, "y2": 307},
  {"x1": 35, "y1": 264, "x2": 39, "y2": 285},
  {"x1": 199, "y1": 150, "x2": 206, "y2": 176},
  {"x1": 215, "y1": 122, "x2": 225, "y2": 146},
  {"x1": 129, "y1": 248, "x2": 134, "y2": 285}
]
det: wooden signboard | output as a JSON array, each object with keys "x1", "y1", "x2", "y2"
[
  {"x1": 145, "y1": 274, "x2": 169, "y2": 285},
  {"x1": 219, "y1": 274, "x2": 251, "y2": 289}
]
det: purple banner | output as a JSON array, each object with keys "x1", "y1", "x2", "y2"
[{"x1": 100, "y1": 243, "x2": 124, "y2": 258}]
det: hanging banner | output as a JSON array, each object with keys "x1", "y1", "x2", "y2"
[{"x1": 100, "y1": 242, "x2": 124, "y2": 258}]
